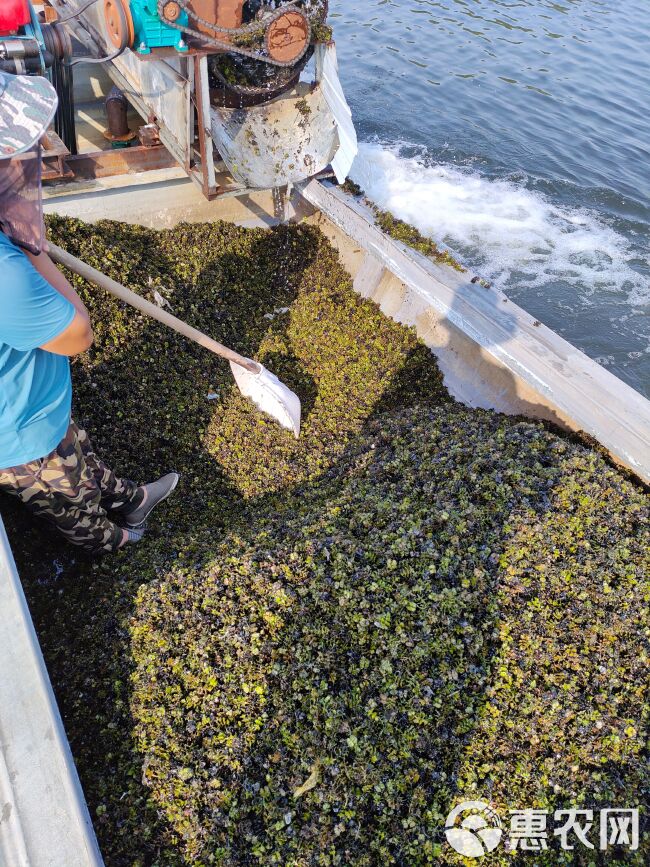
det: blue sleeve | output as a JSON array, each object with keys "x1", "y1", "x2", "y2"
[{"x1": 0, "y1": 246, "x2": 76, "y2": 352}]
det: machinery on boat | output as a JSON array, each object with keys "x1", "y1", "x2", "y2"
[
  {"x1": 0, "y1": 1, "x2": 76, "y2": 153},
  {"x1": 1, "y1": 1, "x2": 57, "y2": 75},
  {"x1": 0, "y1": 0, "x2": 355, "y2": 194}
]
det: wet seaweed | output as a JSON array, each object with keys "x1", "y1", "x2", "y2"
[
  {"x1": 1, "y1": 216, "x2": 647, "y2": 866},
  {"x1": 340, "y1": 178, "x2": 466, "y2": 272}
]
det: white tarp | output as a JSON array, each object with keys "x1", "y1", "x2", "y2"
[{"x1": 314, "y1": 43, "x2": 357, "y2": 183}]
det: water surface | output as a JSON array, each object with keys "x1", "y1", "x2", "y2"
[{"x1": 330, "y1": 0, "x2": 650, "y2": 396}]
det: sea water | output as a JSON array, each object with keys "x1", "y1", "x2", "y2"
[{"x1": 330, "y1": 0, "x2": 650, "y2": 397}]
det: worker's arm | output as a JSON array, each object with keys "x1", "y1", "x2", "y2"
[
  {"x1": 39, "y1": 308, "x2": 93, "y2": 355},
  {"x1": 0, "y1": 242, "x2": 92, "y2": 357},
  {"x1": 24, "y1": 248, "x2": 94, "y2": 356}
]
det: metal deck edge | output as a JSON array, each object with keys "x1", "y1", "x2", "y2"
[
  {"x1": 0, "y1": 517, "x2": 104, "y2": 867},
  {"x1": 299, "y1": 179, "x2": 650, "y2": 483}
]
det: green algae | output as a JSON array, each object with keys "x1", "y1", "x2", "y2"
[
  {"x1": 340, "y1": 178, "x2": 466, "y2": 272},
  {"x1": 295, "y1": 97, "x2": 311, "y2": 117},
  {"x1": 373, "y1": 208, "x2": 466, "y2": 272},
  {"x1": 311, "y1": 22, "x2": 333, "y2": 43},
  {"x1": 1, "y1": 216, "x2": 647, "y2": 866},
  {"x1": 230, "y1": 27, "x2": 266, "y2": 50},
  {"x1": 341, "y1": 178, "x2": 364, "y2": 197}
]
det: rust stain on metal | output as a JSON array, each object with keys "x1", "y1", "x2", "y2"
[
  {"x1": 266, "y1": 11, "x2": 309, "y2": 63},
  {"x1": 161, "y1": 1, "x2": 182, "y2": 22},
  {"x1": 40, "y1": 130, "x2": 73, "y2": 181},
  {"x1": 103, "y1": 0, "x2": 134, "y2": 50},
  {"x1": 189, "y1": 0, "x2": 244, "y2": 36},
  {"x1": 42, "y1": 145, "x2": 176, "y2": 183},
  {"x1": 138, "y1": 123, "x2": 161, "y2": 148}
]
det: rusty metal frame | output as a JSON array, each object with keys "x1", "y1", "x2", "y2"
[
  {"x1": 48, "y1": 1, "x2": 194, "y2": 170},
  {"x1": 34, "y1": 138, "x2": 178, "y2": 186},
  {"x1": 63, "y1": 144, "x2": 178, "y2": 180},
  {"x1": 11, "y1": 131, "x2": 74, "y2": 182},
  {"x1": 46, "y1": 1, "x2": 232, "y2": 199},
  {"x1": 191, "y1": 53, "x2": 219, "y2": 199},
  {"x1": 41, "y1": 130, "x2": 74, "y2": 181}
]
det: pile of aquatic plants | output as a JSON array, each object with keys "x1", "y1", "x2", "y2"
[
  {"x1": 131, "y1": 406, "x2": 649, "y2": 865},
  {"x1": 1, "y1": 216, "x2": 647, "y2": 866}
]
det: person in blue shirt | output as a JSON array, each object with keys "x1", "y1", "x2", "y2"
[{"x1": 0, "y1": 72, "x2": 178, "y2": 554}]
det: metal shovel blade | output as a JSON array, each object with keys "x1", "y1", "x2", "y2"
[{"x1": 230, "y1": 360, "x2": 302, "y2": 438}]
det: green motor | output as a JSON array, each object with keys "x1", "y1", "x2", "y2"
[{"x1": 104, "y1": 0, "x2": 189, "y2": 54}]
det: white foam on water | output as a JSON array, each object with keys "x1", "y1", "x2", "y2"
[{"x1": 350, "y1": 142, "x2": 649, "y2": 305}]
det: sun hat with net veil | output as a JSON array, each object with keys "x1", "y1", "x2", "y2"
[
  {"x1": 0, "y1": 71, "x2": 58, "y2": 253},
  {"x1": 0, "y1": 70, "x2": 58, "y2": 157}
]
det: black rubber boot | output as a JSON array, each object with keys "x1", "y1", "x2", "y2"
[{"x1": 122, "y1": 472, "x2": 179, "y2": 528}]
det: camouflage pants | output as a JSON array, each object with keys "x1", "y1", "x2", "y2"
[{"x1": 0, "y1": 421, "x2": 142, "y2": 554}]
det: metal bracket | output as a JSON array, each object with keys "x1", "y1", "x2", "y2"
[{"x1": 190, "y1": 53, "x2": 219, "y2": 198}]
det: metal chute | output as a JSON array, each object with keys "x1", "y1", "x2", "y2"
[{"x1": 210, "y1": 42, "x2": 356, "y2": 189}]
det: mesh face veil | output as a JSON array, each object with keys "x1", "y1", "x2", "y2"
[
  {"x1": 0, "y1": 146, "x2": 45, "y2": 254},
  {"x1": 0, "y1": 71, "x2": 58, "y2": 255}
]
